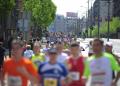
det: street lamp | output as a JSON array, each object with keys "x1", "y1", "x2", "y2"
[
  {"x1": 99, "y1": 0, "x2": 111, "y2": 41},
  {"x1": 107, "y1": 0, "x2": 110, "y2": 41},
  {"x1": 97, "y1": 0, "x2": 100, "y2": 38}
]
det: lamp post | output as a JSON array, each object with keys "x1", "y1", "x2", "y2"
[
  {"x1": 107, "y1": 0, "x2": 110, "y2": 41},
  {"x1": 90, "y1": 0, "x2": 94, "y2": 38},
  {"x1": 97, "y1": 0, "x2": 100, "y2": 38}
]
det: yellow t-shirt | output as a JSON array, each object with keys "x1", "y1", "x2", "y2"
[{"x1": 31, "y1": 53, "x2": 45, "y2": 69}]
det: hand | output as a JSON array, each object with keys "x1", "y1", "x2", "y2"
[
  {"x1": 17, "y1": 66, "x2": 34, "y2": 80},
  {"x1": 17, "y1": 66, "x2": 39, "y2": 85},
  {"x1": 111, "y1": 80, "x2": 117, "y2": 86},
  {"x1": 65, "y1": 75, "x2": 73, "y2": 84},
  {"x1": 16, "y1": 66, "x2": 29, "y2": 76},
  {"x1": 81, "y1": 76, "x2": 87, "y2": 85}
]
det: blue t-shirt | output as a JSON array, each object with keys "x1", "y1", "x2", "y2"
[{"x1": 38, "y1": 62, "x2": 68, "y2": 86}]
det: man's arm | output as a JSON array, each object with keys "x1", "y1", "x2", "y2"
[
  {"x1": 17, "y1": 61, "x2": 39, "y2": 85},
  {"x1": 61, "y1": 64, "x2": 69, "y2": 86},
  {"x1": 17, "y1": 66, "x2": 39, "y2": 84},
  {"x1": 107, "y1": 53, "x2": 120, "y2": 85},
  {"x1": 112, "y1": 54, "x2": 120, "y2": 86},
  {"x1": 112, "y1": 71, "x2": 120, "y2": 86},
  {"x1": 83, "y1": 59, "x2": 91, "y2": 78}
]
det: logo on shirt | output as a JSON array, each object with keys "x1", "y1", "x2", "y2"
[{"x1": 54, "y1": 69, "x2": 59, "y2": 74}]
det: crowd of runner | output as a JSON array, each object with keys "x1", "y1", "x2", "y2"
[{"x1": 0, "y1": 35, "x2": 120, "y2": 86}]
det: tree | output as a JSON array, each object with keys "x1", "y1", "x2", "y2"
[
  {"x1": 0, "y1": 0, "x2": 15, "y2": 15},
  {"x1": 0, "y1": 0, "x2": 15, "y2": 38},
  {"x1": 24, "y1": 0, "x2": 56, "y2": 28}
]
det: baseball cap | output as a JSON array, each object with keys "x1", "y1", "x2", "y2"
[
  {"x1": 48, "y1": 48, "x2": 57, "y2": 53},
  {"x1": 50, "y1": 42, "x2": 54, "y2": 45},
  {"x1": 106, "y1": 42, "x2": 113, "y2": 47}
]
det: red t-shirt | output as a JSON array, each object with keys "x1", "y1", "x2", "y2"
[{"x1": 67, "y1": 56, "x2": 85, "y2": 86}]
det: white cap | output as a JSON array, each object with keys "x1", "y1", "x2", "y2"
[{"x1": 106, "y1": 42, "x2": 113, "y2": 47}]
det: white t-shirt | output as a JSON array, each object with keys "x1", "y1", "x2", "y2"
[
  {"x1": 57, "y1": 53, "x2": 69, "y2": 64},
  {"x1": 89, "y1": 57, "x2": 112, "y2": 86},
  {"x1": 45, "y1": 52, "x2": 69, "y2": 64},
  {"x1": 89, "y1": 45, "x2": 94, "y2": 54},
  {"x1": 24, "y1": 50, "x2": 34, "y2": 59}
]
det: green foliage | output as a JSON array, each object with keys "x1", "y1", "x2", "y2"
[
  {"x1": 110, "y1": 17, "x2": 120, "y2": 32},
  {"x1": 24, "y1": 0, "x2": 56, "y2": 28},
  {"x1": 92, "y1": 26, "x2": 98, "y2": 36},
  {"x1": 0, "y1": 0, "x2": 15, "y2": 15},
  {"x1": 91, "y1": 17, "x2": 120, "y2": 37}
]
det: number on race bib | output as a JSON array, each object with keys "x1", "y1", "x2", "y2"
[
  {"x1": 33, "y1": 60, "x2": 41, "y2": 66},
  {"x1": 44, "y1": 78, "x2": 57, "y2": 86},
  {"x1": 69, "y1": 72, "x2": 80, "y2": 81},
  {"x1": 91, "y1": 72, "x2": 105, "y2": 86},
  {"x1": 8, "y1": 76, "x2": 22, "y2": 86}
]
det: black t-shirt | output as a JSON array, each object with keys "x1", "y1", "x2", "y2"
[{"x1": 0, "y1": 46, "x2": 5, "y2": 67}]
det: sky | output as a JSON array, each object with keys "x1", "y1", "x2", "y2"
[{"x1": 52, "y1": 0, "x2": 95, "y2": 18}]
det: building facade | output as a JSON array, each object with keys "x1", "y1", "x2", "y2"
[
  {"x1": 48, "y1": 15, "x2": 66, "y2": 32},
  {"x1": 48, "y1": 13, "x2": 83, "y2": 36},
  {"x1": 92, "y1": 0, "x2": 113, "y2": 25},
  {"x1": 113, "y1": 0, "x2": 120, "y2": 17}
]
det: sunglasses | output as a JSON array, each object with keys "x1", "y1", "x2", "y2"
[{"x1": 49, "y1": 52, "x2": 57, "y2": 55}]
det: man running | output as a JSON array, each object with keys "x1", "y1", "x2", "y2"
[
  {"x1": 67, "y1": 43, "x2": 85, "y2": 86},
  {"x1": 38, "y1": 48, "x2": 68, "y2": 86},
  {"x1": 105, "y1": 42, "x2": 120, "y2": 84},
  {"x1": 2, "y1": 39, "x2": 38, "y2": 86},
  {"x1": 56, "y1": 41, "x2": 69, "y2": 64},
  {"x1": 88, "y1": 41, "x2": 94, "y2": 57},
  {"x1": 31, "y1": 42, "x2": 46, "y2": 69},
  {"x1": 105, "y1": 42, "x2": 120, "y2": 64},
  {"x1": 84, "y1": 38, "x2": 120, "y2": 86},
  {"x1": 24, "y1": 45, "x2": 34, "y2": 59}
]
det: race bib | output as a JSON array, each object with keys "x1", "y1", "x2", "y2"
[
  {"x1": 33, "y1": 60, "x2": 41, "y2": 66},
  {"x1": 91, "y1": 72, "x2": 105, "y2": 86},
  {"x1": 69, "y1": 72, "x2": 80, "y2": 81},
  {"x1": 7, "y1": 76, "x2": 22, "y2": 86},
  {"x1": 44, "y1": 78, "x2": 57, "y2": 86}
]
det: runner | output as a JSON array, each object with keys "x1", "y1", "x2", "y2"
[
  {"x1": 63, "y1": 49, "x2": 71, "y2": 56},
  {"x1": 88, "y1": 41, "x2": 94, "y2": 57},
  {"x1": 67, "y1": 43, "x2": 85, "y2": 86},
  {"x1": 24, "y1": 45, "x2": 34, "y2": 59},
  {"x1": 56, "y1": 41, "x2": 69, "y2": 64},
  {"x1": 38, "y1": 48, "x2": 68, "y2": 86},
  {"x1": 31, "y1": 42, "x2": 45, "y2": 69},
  {"x1": 105, "y1": 42, "x2": 120, "y2": 83},
  {"x1": 84, "y1": 38, "x2": 120, "y2": 86},
  {"x1": 2, "y1": 39, "x2": 39, "y2": 86},
  {"x1": 105, "y1": 42, "x2": 120, "y2": 64}
]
